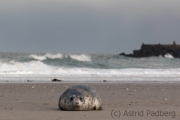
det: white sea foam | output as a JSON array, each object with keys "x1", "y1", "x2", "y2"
[
  {"x1": 0, "y1": 60, "x2": 180, "y2": 82},
  {"x1": 0, "y1": 61, "x2": 54, "y2": 74},
  {"x1": 164, "y1": 53, "x2": 174, "y2": 58},
  {"x1": 159, "y1": 53, "x2": 174, "y2": 58},
  {"x1": 30, "y1": 53, "x2": 63, "y2": 60},
  {"x1": 68, "y1": 54, "x2": 91, "y2": 61},
  {"x1": 30, "y1": 53, "x2": 91, "y2": 61}
]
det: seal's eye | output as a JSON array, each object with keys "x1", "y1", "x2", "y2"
[{"x1": 79, "y1": 97, "x2": 83, "y2": 102}]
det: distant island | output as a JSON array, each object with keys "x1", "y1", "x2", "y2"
[{"x1": 120, "y1": 41, "x2": 180, "y2": 58}]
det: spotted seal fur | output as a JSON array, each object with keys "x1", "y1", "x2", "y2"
[{"x1": 58, "y1": 85, "x2": 102, "y2": 111}]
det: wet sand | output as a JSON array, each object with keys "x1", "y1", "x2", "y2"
[{"x1": 0, "y1": 82, "x2": 179, "y2": 120}]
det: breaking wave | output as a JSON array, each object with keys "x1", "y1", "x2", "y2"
[
  {"x1": 164, "y1": 53, "x2": 174, "y2": 58},
  {"x1": 30, "y1": 53, "x2": 63, "y2": 61},
  {"x1": 30, "y1": 53, "x2": 91, "y2": 62}
]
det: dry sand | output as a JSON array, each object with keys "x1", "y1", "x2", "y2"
[{"x1": 0, "y1": 82, "x2": 179, "y2": 120}]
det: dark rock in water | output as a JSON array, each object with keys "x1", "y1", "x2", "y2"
[
  {"x1": 120, "y1": 41, "x2": 180, "y2": 58},
  {"x1": 52, "y1": 78, "x2": 62, "y2": 82},
  {"x1": 27, "y1": 80, "x2": 33, "y2": 82},
  {"x1": 102, "y1": 80, "x2": 107, "y2": 82}
]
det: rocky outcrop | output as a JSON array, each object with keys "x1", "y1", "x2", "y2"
[{"x1": 120, "y1": 42, "x2": 180, "y2": 58}]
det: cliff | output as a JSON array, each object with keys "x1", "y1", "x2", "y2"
[{"x1": 120, "y1": 41, "x2": 180, "y2": 58}]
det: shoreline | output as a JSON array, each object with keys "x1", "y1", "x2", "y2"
[
  {"x1": 0, "y1": 80, "x2": 180, "y2": 84},
  {"x1": 0, "y1": 82, "x2": 179, "y2": 120}
]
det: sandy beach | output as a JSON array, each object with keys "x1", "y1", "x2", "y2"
[{"x1": 0, "y1": 82, "x2": 179, "y2": 120}]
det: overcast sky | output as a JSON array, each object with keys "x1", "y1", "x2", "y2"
[{"x1": 0, "y1": 0, "x2": 180, "y2": 54}]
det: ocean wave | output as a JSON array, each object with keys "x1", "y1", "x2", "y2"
[
  {"x1": 0, "y1": 60, "x2": 180, "y2": 76},
  {"x1": 30, "y1": 53, "x2": 63, "y2": 61},
  {"x1": 1, "y1": 60, "x2": 180, "y2": 82},
  {"x1": 30, "y1": 53, "x2": 91, "y2": 62},
  {"x1": 159, "y1": 53, "x2": 174, "y2": 58},
  {"x1": 68, "y1": 54, "x2": 91, "y2": 61},
  {"x1": 164, "y1": 53, "x2": 174, "y2": 58},
  {"x1": 0, "y1": 61, "x2": 54, "y2": 74}
]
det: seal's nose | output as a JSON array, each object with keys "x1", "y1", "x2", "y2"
[{"x1": 70, "y1": 97, "x2": 74, "y2": 101}]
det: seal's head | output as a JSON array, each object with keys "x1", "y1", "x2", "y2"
[
  {"x1": 68, "y1": 94, "x2": 84, "y2": 108},
  {"x1": 60, "y1": 89, "x2": 86, "y2": 110}
]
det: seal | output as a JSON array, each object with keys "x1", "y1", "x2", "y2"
[{"x1": 58, "y1": 85, "x2": 103, "y2": 111}]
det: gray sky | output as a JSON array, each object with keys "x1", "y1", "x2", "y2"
[{"x1": 0, "y1": 0, "x2": 180, "y2": 54}]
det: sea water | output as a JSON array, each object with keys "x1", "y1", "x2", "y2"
[{"x1": 0, "y1": 52, "x2": 180, "y2": 82}]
